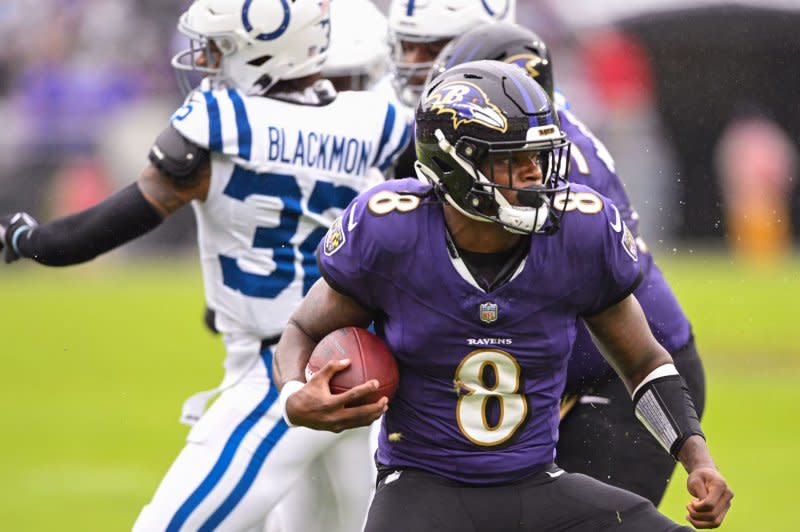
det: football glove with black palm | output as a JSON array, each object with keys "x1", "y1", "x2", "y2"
[{"x1": 0, "y1": 212, "x2": 38, "y2": 263}]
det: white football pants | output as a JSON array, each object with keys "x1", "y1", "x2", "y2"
[{"x1": 132, "y1": 334, "x2": 373, "y2": 532}]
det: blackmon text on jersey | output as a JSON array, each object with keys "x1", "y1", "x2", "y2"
[{"x1": 267, "y1": 126, "x2": 374, "y2": 175}]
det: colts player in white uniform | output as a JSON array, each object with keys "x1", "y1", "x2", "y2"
[{"x1": 0, "y1": 1, "x2": 409, "y2": 531}]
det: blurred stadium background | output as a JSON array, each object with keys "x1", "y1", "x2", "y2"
[{"x1": 1, "y1": 0, "x2": 798, "y2": 530}]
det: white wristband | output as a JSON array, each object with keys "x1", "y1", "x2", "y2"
[
  {"x1": 278, "y1": 380, "x2": 305, "y2": 428},
  {"x1": 631, "y1": 363, "x2": 679, "y2": 399}
]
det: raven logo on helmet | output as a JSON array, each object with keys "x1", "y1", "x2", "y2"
[
  {"x1": 504, "y1": 53, "x2": 547, "y2": 83},
  {"x1": 424, "y1": 81, "x2": 508, "y2": 133}
]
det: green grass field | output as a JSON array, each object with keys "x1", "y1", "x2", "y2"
[{"x1": 0, "y1": 251, "x2": 797, "y2": 531}]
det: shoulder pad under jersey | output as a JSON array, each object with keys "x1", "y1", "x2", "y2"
[{"x1": 148, "y1": 124, "x2": 209, "y2": 185}]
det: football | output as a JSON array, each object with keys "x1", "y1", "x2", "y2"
[{"x1": 305, "y1": 327, "x2": 399, "y2": 406}]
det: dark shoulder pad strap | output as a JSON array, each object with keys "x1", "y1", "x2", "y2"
[{"x1": 148, "y1": 124, "x2": 210, "y2": 185}]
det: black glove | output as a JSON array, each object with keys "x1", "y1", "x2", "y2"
[{"x1": 0, "y1": 212, "x2": 39, "y2": 263}]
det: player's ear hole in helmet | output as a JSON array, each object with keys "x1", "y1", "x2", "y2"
[{"x1": 413, "y1": 60, "x2": 571, "y2": 235}]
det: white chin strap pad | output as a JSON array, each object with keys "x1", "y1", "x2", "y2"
[{"x1": 496, "y1": 195, "x2": 549, "y2": 234}]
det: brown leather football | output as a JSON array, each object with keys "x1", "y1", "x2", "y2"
[{"x1": 306, "y1": 327, "x2": 398, "y2": 406}]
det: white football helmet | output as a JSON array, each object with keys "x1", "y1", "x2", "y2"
[
  {"x1": 322, "y1": 0, "x2": 389, "y2": 91},
  {"x1": 172, "y1": 0, "x2": 331, "y2": 95},
  {"x1": 388, "y1": 0, "x2": 516, "y2": 106}
]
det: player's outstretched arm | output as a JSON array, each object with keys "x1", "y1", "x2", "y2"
[
  {"x1": 585, "y1": 294, "x2": 733, "y2": 528},
  {"x1": 273, "y1": 277, "x2": 386, "y2": 433},
  {"x1": 0, "y1": 126, "x2": 210, "y2": 266}
]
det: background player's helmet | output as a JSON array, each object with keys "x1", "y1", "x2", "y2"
[
  {"x1": 388, "y1": 0, "x2": 516, "y2": 107},
  {"x1": 322, "y1": 0, "x2": 389, "y2": 91},
  {"x1": 172, "y1": 0, "x2": 331, "y2": 95},
  {"x1": 428, "y1": 21, "x2": 554, "y2": 99},
  {"x1": 415, "y1": 60, "x2": 570, "y2": 235}
]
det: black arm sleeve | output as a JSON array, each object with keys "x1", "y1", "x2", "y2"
[
  {"x1": 633, "y1": 373, "x2": 705, "y2": 459},
  {"x1": 16, "y1": 183, "x2": 163, "y2": 266}
]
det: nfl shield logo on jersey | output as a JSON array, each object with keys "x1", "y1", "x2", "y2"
[{"x1": 479, "y1": 302, "x2": 498, "y2": 324}]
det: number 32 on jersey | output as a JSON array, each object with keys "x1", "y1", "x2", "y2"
[{"x1": 222, "y1": 166, "x2": 358, "y2": 297}]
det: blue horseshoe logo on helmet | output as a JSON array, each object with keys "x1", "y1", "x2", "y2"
[
  {"x1": 481, "y1": 0, "x2": 509, "y2": 19},
  {"x1": 242, "y1": 0, "x2": 291, "y2": 41}
]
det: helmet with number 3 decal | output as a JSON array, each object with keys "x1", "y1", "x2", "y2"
[
  {"x1": 428, "y1": 21, "x2": 554, "y2": 99},
  {"x1": 414, "y1": 60, "x2": 570, "y2": 235},
  {"x1": 172, "y1": 0, "x2": 331, "y2": 95}
]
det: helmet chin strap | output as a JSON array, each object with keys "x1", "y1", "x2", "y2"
[
  {"x1": 496, "y1": 196, "x2": 550, "y2": 234},
  {"x1": 432, "y1": 130, "x2": 550, "y2": 234}
]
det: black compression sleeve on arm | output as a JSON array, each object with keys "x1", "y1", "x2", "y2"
[
  {"x1": 16, "y1": 183, "x2": 163, "y2": 266},
  {"x1": 632, "y1": 366, "x2": 704, "y2": 459}
]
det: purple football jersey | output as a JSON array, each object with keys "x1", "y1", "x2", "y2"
[
  {"x1": 558, "y1": 108, "x2": 691, "y2": 391},
  {"x1": 318, "y1": 179, "x2": 641, "y2": 485}
]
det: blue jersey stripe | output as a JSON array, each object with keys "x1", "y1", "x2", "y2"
[
  {"x1": 204, "y1": 91, "x2": 223, "y2": 152},
  {"x1": 372, "y1": 103, "x2": 397, "y2": 167},
  {"x1": 227, "y1": 89, "x2": 252, "y2": 160},
  {"x1": 406, "y1": 0, "x2": 415, "y2": 16},
  {"x1": 165, "y1": 348, "x2": 282, "y2": 532},
  {"x1": 379, "y1": 122, "x2": 411, "y2": 172},
  {"x1": 199, "y1": 346, "x2": 288, "y2": 531}
]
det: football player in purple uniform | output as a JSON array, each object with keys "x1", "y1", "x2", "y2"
[
  {"x1": 273, "y1": 61, "x2": 732, "y2": 531},
  {"x1": 430, "y1": 21, "x2": 707, "y2": 508}
]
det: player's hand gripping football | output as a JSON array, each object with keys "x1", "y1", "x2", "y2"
[
  {"x1": 0, "y1": 212, "x2": 38, "y2": 263},
  {"x1": 679, "y1": 436, "x2": 734, "y2": 528},
  {"x1": 285, "y1": 359, "x2": 388, "y2": 433}
]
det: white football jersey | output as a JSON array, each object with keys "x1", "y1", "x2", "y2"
[
  {"x1": 171, "y1": 87, "x2": 410, "y2": 337},
  {"x1": 372, "y1": 73, "x2": 415, "y2": 124}
]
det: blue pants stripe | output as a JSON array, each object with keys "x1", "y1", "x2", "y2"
[
  {"x1": 166, "y1": 346, "x2": 284, "y2": 531},
  {"x1": 198, "y1": 345, "x2": 289, "y2": 530}
]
